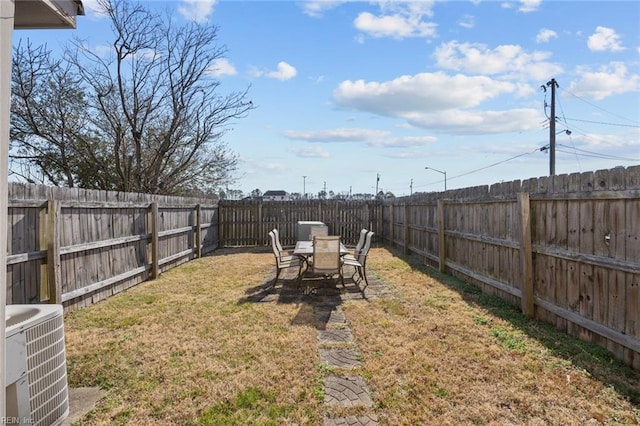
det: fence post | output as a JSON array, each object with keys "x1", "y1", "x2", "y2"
[
  {"x1": 437, "y1": 200, "x2": 446, "y2": 273},
  {"x1": 403, "y1": 203, "x2": 409, "y2": 254},
  {"x1": 218, "y1": 202, "x2": 225, "y2": 247},
  {"x1": 45, "y1": 199, "x2": 62, "y2": 304},
  {"x1": 195, "y1": 204, "x2": 201, "y2": 258},
  {"x1": 518, "y1": 192, "x2": 534, "y2": 317},
  {"x1": 39, "y1": 203, "x2": 48, "y2": 302},
  {"x1": 254, "y1": 201, "x2": 262, "y2": 245},
  {"x1": 382, "y1": 203, "x2": 393, "y2": 247},
  {"x1": 150, "y1": 202, "x2": 159, "y2": 279}
]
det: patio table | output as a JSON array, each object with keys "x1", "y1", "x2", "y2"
[
  {"x1": 293, "y1": 240, "x2": 349, "y2": 283},
  {"x1": 293, "y1": 240, "x2": 348, "y2": 258}
]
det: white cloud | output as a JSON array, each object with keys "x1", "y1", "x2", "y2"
[
  {"x1": 587, "y1": 26, "x2": 625, "y2": 52},
  {"x1": 334, "y1": 72, "x2": 515, "y2": 116},
  {"x1": 519, "y1": 0, "x2": 541, "y2": 13},
  {"x1": 177, "y1": 0, "x2": 218, "y2": 24},
  {"x1": 206, "y1": 58, "x2": 237, "y2": 77},
  {"x1": 573, "y1": 130, "x2": 640, "y2": 152},
  {"x1": 458, "y1": 14, "x2": 475, "y2": 29},
  {"x1": 403, "y1": 108, "x2": 543, "y2": 134},
  {"x1": 568, "y1": 62, "x2": 640, "y2": 100},
  {"x1": 366, "y1": 135, "x2": 437, "y2": 148},
  {"x1": 262, "y1": 163, "x2": 288, "y2": 172},
  {"x1": 283, "y1": 128, "x2": 436, "y2": 149},
  {"x1": 283, "y1": 128, "x2": 390, "y2": 142},
  {"x1": 332, "y1": 72, "x2": 545, "y2": 134},
  {"x1": 81, "y1": 0, "x2": 107, "y2": 17},
  {"x1": 536, "y1": 28, "x2": 557, "y2": 43},
  {"x1": 354, "y1": 2, "x2": 437, "y2": 39},
  {"x1": 386, "y1": 151, "x2": 429, "y2": 159},
  {"x1": 266, "y1": 62, "x2": 297, "y2": 81},
  {"x1": 138, "y1": 49, "x2": 159, "y2": 61},
  {"x1": 93, "y1": 43, "x2": 112, "y2": 58},
  {"x1": 289, "y1": 146, "x2": 330, "y2": 158},
  {"x1": 434, "y1": 41, "x2": 563, "y2": 80},
  {"x1": 300, "y1": 1, "x2": 346, "y2": 18}
]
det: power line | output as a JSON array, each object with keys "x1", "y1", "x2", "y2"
[
  {"x1": 411, "y1": 147, "x2": 542, "y2": 190},
  {"x1": 561, "y1": 117, "x2": 640, "y2": 128},
  {"x1": 447, "y1": 149, "x2": 541, "y2": 182},
  {"x1": 556, "y1": 93, "x2": 582, "y2": 171},
  {"x1": 550, "y1": 119, "x2": 640, "y2": 158},
  {"x1": 559, "y1": 87, "x2": 640, "y2": 126},
  {"x1": 556, "y1": 144, "x2": 640, "y2": 162}
]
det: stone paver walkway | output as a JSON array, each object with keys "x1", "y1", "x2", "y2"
[{"x1": 247, "y1": 261, "x2": 393, "y2": 426}]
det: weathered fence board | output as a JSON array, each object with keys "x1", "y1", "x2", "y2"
[
  {"x1": 218, "y1": 199, "x2": 381, "y2": 248},
  {"x1": 6, "y1": 165, "x2": 639, "y2": 369},
  {"x1": 7, "y1": 183, "x2": 218, "y2": 311},
  {"x1": 382, "y1": 165, "x2": 640, "y2": 369}
]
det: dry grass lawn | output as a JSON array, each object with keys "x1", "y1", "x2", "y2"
[{"x1": 64, "y1": 246, "x2": 640, "y2": 425}]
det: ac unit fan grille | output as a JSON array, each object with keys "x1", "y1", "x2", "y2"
[{"x1": 25, "y1": 313, "x2": 69, "y2": 426}]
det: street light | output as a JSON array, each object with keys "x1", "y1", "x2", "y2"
[{"x1": 425, "y1": 166, "x2": 447, "y2": 191}]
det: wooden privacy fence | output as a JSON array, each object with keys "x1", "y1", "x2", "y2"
[
  {"x1": 7, "y1": 183, "x2": 218, "y2": 310},
  {"x1": 5, "y1": 167, "x2": 639, "y2": 368},
  {"x1": 218, "y1": 199, "x2": 382, "y2": 247},
  {"x1": 383, "y1": 166, "x2": 640, "y2": 369}
]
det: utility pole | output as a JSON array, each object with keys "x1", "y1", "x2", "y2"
[
  {"x1": 410, "y1": 178, "x2": 413, "y2": 196},
  {"x1": 375, "y1": 173, "x2": 380, "y2": 196},
  {"x1": 302, "y1": 175, "x2": 306, "y2": 198},
  {"x1": 545, "y1": 78, "x2": 558, "y2": 176}
]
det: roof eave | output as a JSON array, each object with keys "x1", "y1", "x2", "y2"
[{"x1": 14, "y1": 0, "x2": 84, "y2": 30}]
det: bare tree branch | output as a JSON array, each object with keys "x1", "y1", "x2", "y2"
[{"x1": 10, "y1": 0, "x2": 254, "y2": 195}]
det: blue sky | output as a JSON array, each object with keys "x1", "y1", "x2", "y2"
[{"x1": 13, "y1": 0, "x2": 640, "y2": 197}]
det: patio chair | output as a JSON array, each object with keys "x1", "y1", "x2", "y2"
[
  {"x1": 272, "y1": 228, "x2": 294, "y2": 261},
  {"x1": 341, "y1": 231, "x2": 374, "y2": 296},
  {"x1": 269, "y1": 230, "x2": 302, "y2": 286},
  {"x1": 343, "y1": 228, "x2": 368, "y2": 262},
  {"x1": 308, "y1": 235, "x2": 343, "y2": 287},
  {"x1": 308, "y1": 225, "x2": 328, "y2": 240}
]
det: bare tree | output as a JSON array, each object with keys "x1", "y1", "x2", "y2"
[
  {"x1": 10, "y1": 41, "x2": 103, "y2": 187},
  {"x1": 10, "y1": 0, "x2": 254, "y2": 194}
]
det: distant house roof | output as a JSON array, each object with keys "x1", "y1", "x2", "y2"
[{"x1": 263, "y1": 190, "x2": 287, "y2": 196}]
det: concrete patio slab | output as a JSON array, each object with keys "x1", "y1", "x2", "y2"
[{"x1": 63, "y1": 387, "x2": 106, "y2": 425}]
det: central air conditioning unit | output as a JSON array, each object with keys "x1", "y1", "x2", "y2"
[
  {"x1": 296, "y1": 221, "x2": 327, "y2": 241},
  {"x1": 6, "y1": 304, "x2": 69, "y2": 426}
]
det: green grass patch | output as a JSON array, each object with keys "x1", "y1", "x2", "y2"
[
  {"x1": 490, "y1": 326, "x2": 527, "y2": 351},
  {"x1": 198, "y1": 387, "x2": 295, "y2": 425},
  {"x1": 472, "y1": 314, "x2": 490, "y2": 326}
]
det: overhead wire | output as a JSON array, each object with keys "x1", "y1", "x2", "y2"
[
  {"x1": 385, "y1": 81, "x2": 638, "y2": 195},
  {"x1": 446, "y1": 148, "x2": 542, "y2": 181},
  {"x1": 553, "y1": 84, "x2": 639, "y2": 164},
  {"x1": 555, "y1": 91, "x2": 582, "y2": 170},
  {"x1": 410, "y1": 146, "x2": 544, "y2": 191},
  {"x1": 559, "y1": 87, "x2": 640, "y2": 126},
  {"x1": 556, "y1": 144, "x2": 640, "y2": 161},
  {"x1": 560, "y1": 117, "x2": 640, "y2": 128}
]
